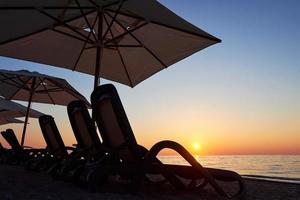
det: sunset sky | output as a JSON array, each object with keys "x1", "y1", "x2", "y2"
[{"x1": 0, "y1": 0, "x2": 299, "y2": 155}]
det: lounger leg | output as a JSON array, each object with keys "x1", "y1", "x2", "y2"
[{"x1": 133, "y1": 145, "x2": 185, "y2": 191}]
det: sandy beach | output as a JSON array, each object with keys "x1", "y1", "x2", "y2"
[{"x1": 0, "y1": 165, "x2": 299, "y2": 200}]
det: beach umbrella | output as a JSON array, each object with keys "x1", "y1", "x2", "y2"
[
  {"x1": 0, "y1": 118, "x2": 24, "y2": 126},
  {"x1": 0, "y1": 69, "x2": 90, "y2": 145},
  {"x1": 0, "y1": 97, "x2": 43, "y2": 119},
  {"x1": 0, "y1": 97, "x2": 43, "y2": 132},
  {"x1": 0, "y1": 0, "x2": 221, "y2": 89}
]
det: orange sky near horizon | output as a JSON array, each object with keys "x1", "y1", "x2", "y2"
[{"x1": 0, "y1": 102, "x2": 299, "y2": 156}]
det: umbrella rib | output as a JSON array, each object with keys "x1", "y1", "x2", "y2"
[
  {"x1": 5, "y1": 77, "x2": 33, "y2": 101},
  {"x1": 39, "y1": 77, "x2": 56, "y2": 105},
  {"x1": 35, "y1": 88, "x2": 65, "y2": 93},
  {"x1": 2, "y1": 74, "x2": 28, "y2": 87},
  {"x1": 15, "y1": 76, "x2": 34, "y2": 92},
  {"x1": 73, "y1": 43, "x2": 87, "y2": 71},
  {"x1": 0, "y1": 75, "x2": 24, "y2": 88},
  {"x1": 87, "y1": 0, "x2": 124, "y2": 9},
  {"x1": 47, "y1": 78, "x2": 77, "y2": 97},
  {"x1": 74, "y1": 0, "x2": 97, "y2": 41},
  {"x1": 0, "y1": 6, "x2": 96, "y2": 10},
  {"x1": 102, "y1": 0, "x2": 124, "y2": 40},
  {"x1": 105, "y1": 44, "x2": 143, "y2": 48},
  {"x1": 72, "y1": 12, "x2": 99, "y2": 71},
  {"x1": 33, "y1": 79, "x2": 42, "y2": 91},
  {"x1": 51, "y1": 28, "x2": 93, "y2": 44},
  {"x1": 104, "y1": 22, "x2": 148, "y2": 45},
  {"x1": 117, "y1": 49, "x2": 133, "y2": 87},
  {"x1": 55, "y1": 1, "x2": 70, "y2": 22},
  {"x1": 103, "y1": 15, "x2": 133, "y2": 87},
  {"x1": 103, "y1": 1, "x2": 127, "y2": 9},
  {"x1": 47, "y1": 78, "x2": 89, "y2": 105},
  {"x1": 38, "y1": 9, "x2": 95, "y2": 43},
  {"x1": 0, "y1": 5, "x2": 220, "y2": 47},
  {"x1": 86, "y1": 0, "x2": 100, "y2": 8},
  {"x1": 105, "y1": 8, "x2": 221, "y2": 43},
  {"x1": 0, "y1": 9, "x2": 97, "y2": 46},
  {"x1": 106, "y1": 12, "x2": 168, "y2": 68},
  {"x1": 15, "y1": 75, "x2": 29, "y2": 86}
]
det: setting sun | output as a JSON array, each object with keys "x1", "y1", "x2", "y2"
[{"x1": 193, "y1": 142, "x2": 200, "y2": 151}]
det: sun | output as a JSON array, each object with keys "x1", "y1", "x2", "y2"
[{"x1": 193, "y1": 142, "x2": 200, "y2": 151}]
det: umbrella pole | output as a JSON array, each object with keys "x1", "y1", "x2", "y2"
[
  {"x1": 21, "y1": 77, "x2": 36, "y2": 146},
  {"x1": 94, "y1": 9, "x2": 103, "y2": 89}
]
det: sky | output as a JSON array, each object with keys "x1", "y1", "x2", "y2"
[{"x1": 0, "y1": 0, "x2": 299, "y2": 155}]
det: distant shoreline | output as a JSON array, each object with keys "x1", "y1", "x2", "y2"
[
  {"x1": 159, "y1": 155, "x2": 300, "y2": 184},
  {"x1": 159, "y1": 154, "x2": 300, "y2": 156},
  {"x1": 243, "y1": 175, "x2": 300, "y2": 185}
]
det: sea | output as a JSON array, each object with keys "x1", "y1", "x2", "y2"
[{"x1": 159, "y1": 155, "x2": 300, "y2": 184}]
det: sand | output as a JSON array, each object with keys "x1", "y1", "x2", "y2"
[{"x1": 0, "y1": 165, "x2": 299, "y2": 200}]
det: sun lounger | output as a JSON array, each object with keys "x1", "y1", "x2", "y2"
[
  {"x1": 56, "y1": 100, "x2": 107, "y2": 183},
  {"x1": 0, "y1": 129, "x2": 42, "y2": 165},
  {"x1": 40, "y1": 110, "x2": 101, "y2": 181},
  {"x1": 0, "y1": 142, "x2": 5, "y2": 153},
  {"x1": 86, "y1": 84, "x2": 244, "y2": 198},
  {"x1": 67, "y1": 100, "x2": 181, "y2": 191},
  {"x1": 36, "y1": 115, "x2": 86, "y2": 178},
  {"x1": 25, "y1": 115, "x2": 72, "y2": 171},
  {"x1": 67, "y1": 100, "x2": 104, "y2": 158},
  {"x1": 0, "y1": 142, "x2": 7, "y2": 163}
]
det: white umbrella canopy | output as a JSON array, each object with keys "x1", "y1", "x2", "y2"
[
  {"x1": 0, "y1": 0, "x2": 221, "y2": 88},
  {"x1": 0, "y1": 69, "x2": 90, "y2": 145},
  {"x1": 0, "y1": 69, "x2": 90, "y2": 105},
  {"x1": 0, "y1": 118, "x2": 24, "y2": 126},
  {"x1": 0, "y1": 96, "x2": 43, "y2": 119}
]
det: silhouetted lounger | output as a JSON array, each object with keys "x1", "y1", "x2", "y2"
[
  {"x1": 37, "y1": 115, "x2": 88, "y2": 179},
  {"x1": 38, "y1": 111, "x2": 102, "y2": 181},
  {"x1": 0, "y1": 142, "x2": 4, "y2": 152},
  {"x1": 0, "y1": 129, "x2": 43, "y2": 165},
  {"x1": 0, "y1": 142, "x2": 7, "y2": 163},
  {"x1": 69, "y1": 84, "x2": 244, "y2": 198},
  {"x1": 60, "y1": 100, "x2": 107, "y2": 182},
  {"x1": 25, "y1": 115, "x2": 72, "y2": 171}
]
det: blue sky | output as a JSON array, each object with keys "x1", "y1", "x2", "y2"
[{"x1": 0, "y1": 0, "x2": 299, "y2": 154}]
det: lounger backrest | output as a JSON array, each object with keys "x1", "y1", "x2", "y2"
[
  {"x1": 91, "y1": 84, "x2": 140, "y2": 163},
  {"x1": 39, "y1": 115, "x2": 68, "y2": 159},
  {"x1": 2, "y1": 129, "x2": 23, "y2": 151},
  {"x1": 68, "y1": 100, "x2": 103, "y2": 157},
  {"x1": 0, "y1": 132, "x2": 7, "y2": 151},
  {"x1": 0, "y1": 142, "x2": 4, "y2": 151}
]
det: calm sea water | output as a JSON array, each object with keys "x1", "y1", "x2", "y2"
[{"x1": 159, "y1": 155, "x2": 300, "y2": 184}]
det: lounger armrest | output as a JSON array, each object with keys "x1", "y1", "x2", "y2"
[
  {"x1": 136, "y1": 145, "x2": 149, "y2": 158},
  {"x1": 141, "y1": 140, "x2": 230, "y2": 198}
]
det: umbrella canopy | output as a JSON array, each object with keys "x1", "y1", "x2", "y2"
[
  {"x1": 0, "y1": 97, "x2": 43, "y2": 119},
  {"x1": 0, "y1": 0, "x2": 221, "y2": 88},
  {"x1": 0, "y1": 118, "x2": 24, "y2": 126},
  {"x1": 0, "y1": 69, "x2": 90, "y2": 145}
]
